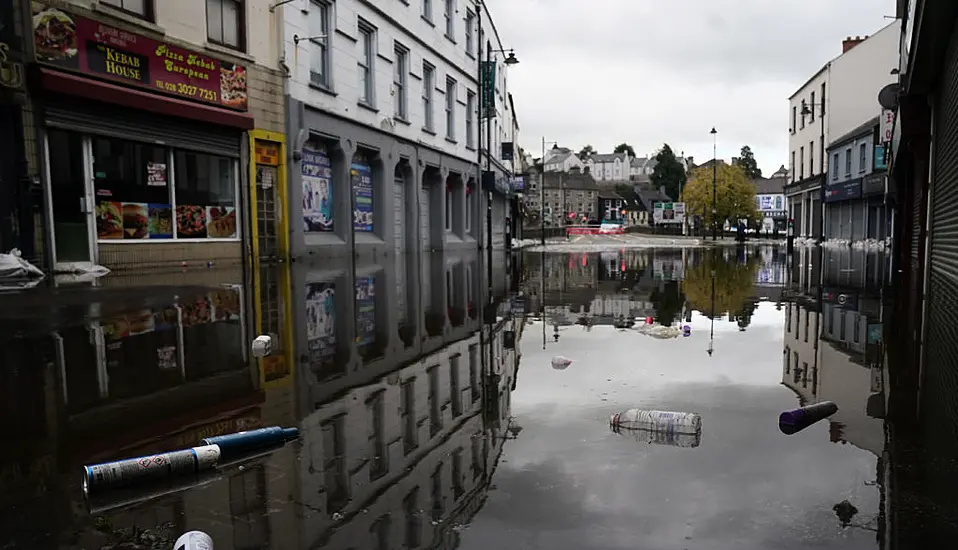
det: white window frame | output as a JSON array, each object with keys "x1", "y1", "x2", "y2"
[
  {"x1": 422, "y1": 62, "x2": 435, "y2": 132},
  {"x1": 465, "y1": 90, "x2": 475, "y2": 148},
  {"x1": 206, "y1": 0, "x2": 245, "y2": 51},
  {"x1": 393, "y1": 43, "x2": 408, "y2": 120},
  {"x1": 101, "y1": 0, "x2": 151, "y2": 19},
  {"x1": 358, "y1": 19, "x2": 376, "y2": 106},
  {"x1": 444, "y1": 0, "x2": 455, "y2": 39},
  {"x1": 465, "y1": 10, "x2": 475, "y2": 56},
  {"x1": 308, "y1": 1, "x2": 331, "y2": 89},
  {"x1": 445, "y1": 77, "x2": 456, "y2": 140},
  {"x1": 859, "y1": 142, "x2": 867, "y2": 173},
  {"x1": 422, "y1": 0, "x2": 432, "y2": 21}
]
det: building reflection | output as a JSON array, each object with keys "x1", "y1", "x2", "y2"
[{"x1": 0, "y1": 247, "x2": 521, "y2": 548}]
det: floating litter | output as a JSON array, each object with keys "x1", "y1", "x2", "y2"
[
  {"x1": 551, "y1": 356, "x2": 573, "y2": 370},
  {"x1": 779, "y1": 401, "x2": 839, "y2": 435}
]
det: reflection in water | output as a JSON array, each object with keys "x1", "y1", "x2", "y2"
[{"x1": 0, "y1": 250, "x2": 522, "y2": 549}]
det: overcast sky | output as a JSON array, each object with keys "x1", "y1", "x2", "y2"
[{"x1": 486, "y1": 0, "x2": 895, "y2": 176}]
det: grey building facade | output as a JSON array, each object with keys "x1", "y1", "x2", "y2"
[{"x1": 824, "y1": 117, "x2": 890, "y2": 241}]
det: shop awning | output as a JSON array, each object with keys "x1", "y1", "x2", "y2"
[{"x1": 33, "y1": 67, "x2": 255, "y2": 130}]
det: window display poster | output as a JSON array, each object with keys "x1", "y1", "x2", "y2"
[
  {"x1": 97, "y1": 201, "x2": 171, "y2": 240},
  {"x1": 176, "y1": 205, "x2": 208, "y2": 238},
  {"x1": 355, "y1": 276, "x2": 376, "y2": 346},
  {"x1": 351, "y1": 162, "x2": 374, "y2": 232},
  {"x1": 207, "y1": 206, "x2": 237, "y2": 239},
  {"x1": 306, "y1": 282, "x2": 336, "y2": 357},
  {"x1": 302, "y1": 144, "x2": 333, "y2": 232},
  {"x1": 147, "y1": 162, "x2": 167, "y2": 186}
]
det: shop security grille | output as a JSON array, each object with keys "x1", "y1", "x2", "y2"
[
  {"x1": 43, "y1": 99, "x2": 241, "y2": 158},
  {"x1": 924, "y1": 23, "x2": 958, "y2": 439},
  {"x1": 256, "y1": 163, "x2": 279, "y2": 261}
]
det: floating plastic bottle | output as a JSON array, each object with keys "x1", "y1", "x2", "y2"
[
  {"x1": 174, "y1": 530, "x2": 214, "y2": 550},
  {"x1": 200, "y1": 426, "x2": 298, "y2": 459},
  {"x1": 551, "y1": 356, "x2": 573, "y2": 370},
  {"x1": 613, "y1": 423, "x2": 702, "y2": 448},
  {"x1": 779, "y1": 401, "x2": 839, "y2": 435},
  {"x1": 83, "y1": 445, "x2": 221, "y2": 494},
  {"x1": 682, "y1": 325, "x2": 692, "y2": 337},
  {"x1": 610, "y1": 409, "x2": 702, "y2": 435}
]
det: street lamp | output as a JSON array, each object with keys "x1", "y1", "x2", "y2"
[
  {"x1": 708, "y1": 247, "x2": 716, "y2": 356},
  {"x1": 540, "y1": 138, "x2": 559, "y2": 246},
  {"x1": 710, "y1": 127, "x2": 718, "y2": 242}
]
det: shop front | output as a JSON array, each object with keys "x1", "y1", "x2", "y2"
[{"x1": 28, "y1": 2, "x2": 253, "y2": 271}]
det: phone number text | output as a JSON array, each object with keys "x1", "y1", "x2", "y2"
[{"x1": 154, "y1": 80, "x2": 218, "y2": 102}]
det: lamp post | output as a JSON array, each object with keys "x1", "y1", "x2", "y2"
[
  {"x1": 708, "y1": 247, "x2": 716, "y2": 356},
  {"x1": 710, "y1": 127, "x2": 718, "y2": 241},
  {"x1": 540, "y1": 138, "x2": 559, "y2": 246}
]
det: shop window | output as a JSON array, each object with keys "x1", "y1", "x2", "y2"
[
  {"x1": 101, "y1": 0, "x2": 153, "y2": 20},
  {"x1": 351, "y1": 151, "x2": 374, "y2": 233},
  {"x1": 464, "y1": 183, "x2": 472, "y2": 232},
  {"x1": 92, "y1": 137, "x2": 171, "y2": 241},
  {"x1": 174, "y1": 151, "x2": 238, "y2": 239},
  {"x1": 207, "y1": 0, "x2": 245, "y2": 51},
  {"x1": 445, "y1": 183, "x2": 453, "y2": 232},
  {"x1": 302, "y1": 142, "x2": 334, "y2": 232}
]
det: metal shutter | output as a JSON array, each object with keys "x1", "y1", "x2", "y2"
[
  {"x1": 924, "y1": 22, "x2": 958, "y2": 442},
  {"x1": 43, "y1": 98, "x2": 241, "y2": 158}
]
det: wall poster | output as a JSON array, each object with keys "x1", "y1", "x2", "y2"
[
  {"x1": 302, "y1": 143, "x2": 333, "y2": 232},
  {"x1": 351, "y1": 156, "x2": 373, "y2": 232}
]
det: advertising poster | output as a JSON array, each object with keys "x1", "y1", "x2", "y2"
[
  {"x1": 302, "y1": 144, "x2": 333, "y2": 232},
  {"x1": 97, "y1": 201, "x2": 174, "y2": 239},
  {"x1": 148, "y1": 204, "x2": 173, "y2": 238},
  {"x1": 355, "y1": 276, "x2": 376, "y2": 346},
  {"x1": 176, "y1": 205, "x2": 207, "y2": 238},
  {"x1": 32, "y1": 2, "x2": 248, "y2": 110},
  {"x1": 352, "y1": 162, "x2": 374, "y2": 232},
  {"x1": 306, "y1": 282, "x2": 336, "y2": 358},
  {"x1": 206, "y1": 206, "x2": 237, "y2": 239}
]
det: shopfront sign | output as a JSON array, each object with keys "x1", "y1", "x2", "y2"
[
  {"x1": 0, "y1": 0, "x2": 24, "y2": 90},
  {"x1": 862, "y1": 173, "x2": 886, "y2": 196},
  {"x1": 31, "y1": 2, "x2": 248, "y2": 111},
  {"x1": 480, "y1": 61, "x2": 495, "y2": 119},
  {"x1": 824, "y1": 177, "x2": 862, "y2": 202}
]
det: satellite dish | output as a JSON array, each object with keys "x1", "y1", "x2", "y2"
[{"x1": 878, "y1": 83, "x2": 900, "y2": 110}]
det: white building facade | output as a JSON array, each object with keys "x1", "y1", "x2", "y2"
[
  {"x1": 586, "y1": 152, "x2": 630, "y2": 181},
  {"x1": 787, "y1": 65, "x2": 831, "y2": 240},
  {"x1": 283, "y1": 0, "x2": 518, "y2": 259},
  {"x1": 544, "y1": 150, "x2": 584, "y2": 173}
]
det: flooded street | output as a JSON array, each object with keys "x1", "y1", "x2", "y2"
[{"x1": 2, "y1": 244, "x2": 954, "y2": 549}]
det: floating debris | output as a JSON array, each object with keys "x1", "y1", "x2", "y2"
[{"x1": 779, "y1": 401, "x2": 839, "y2": 435}]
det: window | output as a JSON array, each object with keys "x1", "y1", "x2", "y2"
[
  {"x1": 466, "y1": 90, "x2": 476, "y2": 148},
  {"x1": 174, "y1": 151, "x2": 239, "y2": 239},
  {"x1": 206, "y1": 0, "x2": 244, "y2": 50},
  {"x1": 394, "y1": 44, "x2": 408, "y2": 119},
  {"x1": 422, "y1": 0, "x2": 432, "y2": 21},
  {"x1": 845, "y1": 148, "x2": 852, "y2": 176},
  {"x1": 832, "y1": 153, "x2": 840, "y2": 180},
  {"x1": 465, "y1": 10, "x2": 475, "y2": 56},
  {"x1": 445, "y1": 185, "x2": 453, "y2": 231},
  {"x1": 422, "y1": 62, "x2": 435, "y2": 131},
  {"x1": 859, "y1": 142, "x2": 867, "y2": 173},
  {"x1": 820, "y1": 82, "x2": 826, "y2": 116},
  {"x1": 101, "y1": 0, "x2": 152, "y2": 19},
  {"x1": 444, "y1": 0, "x2": 455, "y2": 39},
  {"x1": 308, "y1": 1, "x2": 331, "y2": 88},
  {"x1": 799, "y1": 146, "x2": 804, "y2": 180},
  {"x1": 800, "y1": 104, "x2": 805, "y2": 129},
  {"x1": 445, "y1": 77, "x2": 456, "y2": 139},
  {"x1": 464, "y1": 182, "x2": 472, "y2": 232},
  {"x1": 820, "y1": 136, "x2": 824, "y2": 173},
  {"x1": 791, "y1": 106, "x2": 797, "y2": 133},
  {"x1": 790, "y1": 151, "x2": 795, "y2": 182},
  {"x1": 809, "y1": 91, "x2": 815, "y2": 121},
  {"x1": 809, "y1": 141, "x2": 814, "y2": 176},
  {"x1": 358, "y1": 20, "x2": 376, "y2": 105}
]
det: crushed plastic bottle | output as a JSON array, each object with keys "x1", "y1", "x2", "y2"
[
  {"x1": 551, "y1": 356, "x2": 573, "y2": 370},
  {"x1": 613, "y1": 423, "x2": 702, "y2": 448}
]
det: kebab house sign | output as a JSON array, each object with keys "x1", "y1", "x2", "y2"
[{"x1": 32, "y1": 2, "x2": 248, "y2": 110}]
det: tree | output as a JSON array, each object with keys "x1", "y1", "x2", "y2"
[
  {"x1": 613, "y1": 143, "x2": 636, "y2": 158},
  {"x1": 650, "y1": 144, "x2": 687, "y2": 201},
  {"x1": 577, "y1": 145, "x2": 596, "y2": 161},
  {"x1": 651, "y1": 280, "x2": 686, "y2": 324},
  {"x1": 682, "y1": 253, "x2": 760, "y2": 318},
  {"x1": 682, "y1": 163, "x2": 759, "y2": 228},
  {"x1": 735, "y1": 145, "x2": 763, "y2": 179}
]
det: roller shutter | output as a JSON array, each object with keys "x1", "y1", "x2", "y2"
[{"x1": 43, "y1": 97, "x2": 241, "y2": 157}]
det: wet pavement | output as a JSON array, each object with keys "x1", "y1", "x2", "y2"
[{"x1": 1, "y1": 244, "x2": 956, "y2": 548}]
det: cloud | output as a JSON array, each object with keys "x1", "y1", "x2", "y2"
[{"x1": 485, "y1": 0, "x2": 894, "y2": 175}]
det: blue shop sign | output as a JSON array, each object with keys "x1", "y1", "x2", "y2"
[{"x1": 824, "y1": 177, "x2": 862, "y2": 202}]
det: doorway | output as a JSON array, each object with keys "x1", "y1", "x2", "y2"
[{"x1": 45, "y1": 128, "x2": 95, "y2": 266}]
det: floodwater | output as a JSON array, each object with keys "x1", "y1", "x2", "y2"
[{"x1": 1, "y1": 244, "x2": 955, "y2": 549}]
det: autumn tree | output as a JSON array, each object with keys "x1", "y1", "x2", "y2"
[
  {"x1": 577, "y1": 145, "x2": 596, "y2": 161},
  {"x1": 650, "y1": 144, "x2": 687, "y2": 201},
  {"x1": 681, "y1": 163, "x2": 759, "y2": 228},
  {"x1": 735, "y1": 145, "x2": 763, "y2": 179},
  {"x1": 682, "y1": 253, "x2": 760, "y2": 318},
  {"x1": 613, "y1": 143, "x2": 636, "y2": 158}
]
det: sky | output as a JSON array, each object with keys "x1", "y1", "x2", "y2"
[{"x1": 485, "y1": 0, "x2": 895, "y2": 177}]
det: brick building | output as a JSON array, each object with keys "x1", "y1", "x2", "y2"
[{"x1": 18, "y1": 0, "x2": 285, "y2": 271}]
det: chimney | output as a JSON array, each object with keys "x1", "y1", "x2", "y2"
[
  {"x1": 842, "y1": 35, "x2": 866, "y2": 53},
  {"x1": 687, "y1": 156, "x2": 694, "y2": 167}
]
